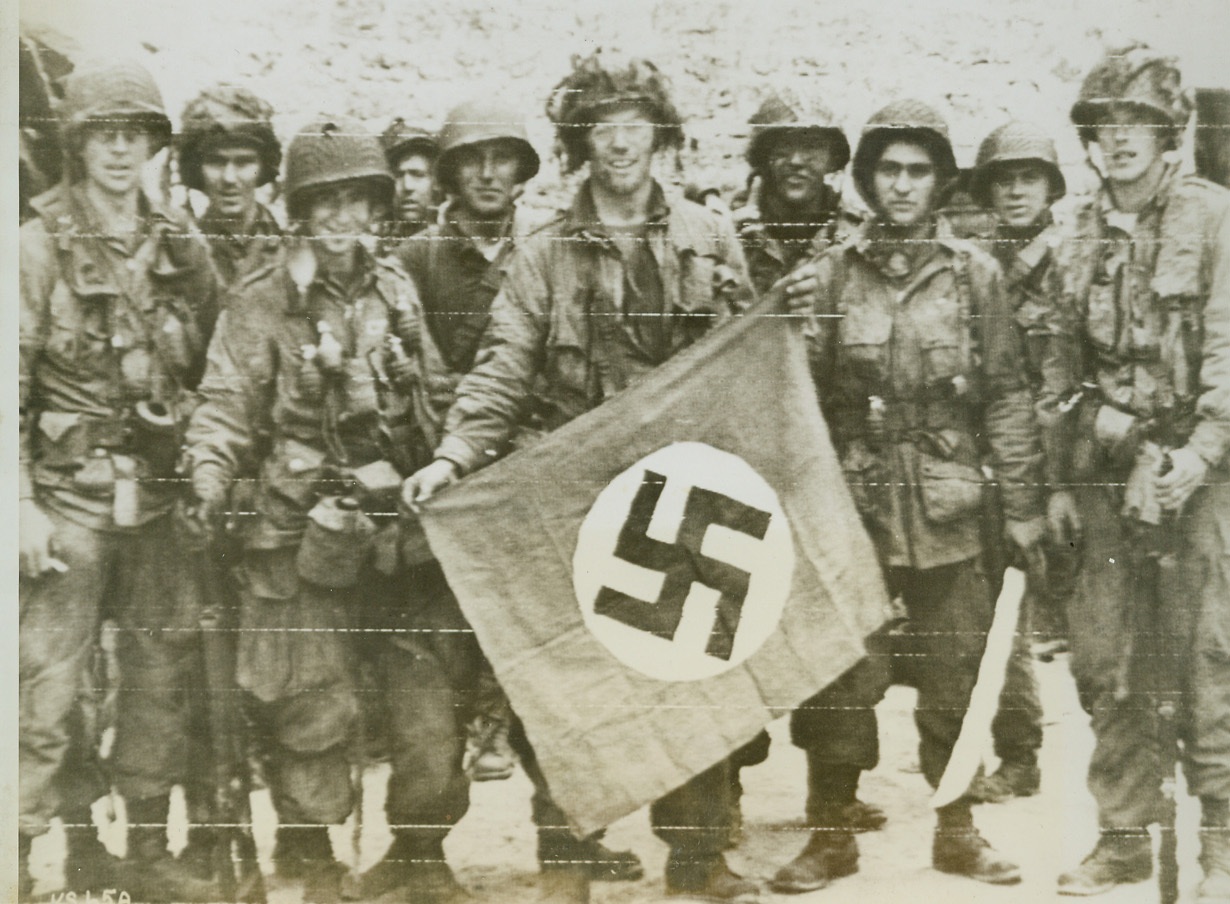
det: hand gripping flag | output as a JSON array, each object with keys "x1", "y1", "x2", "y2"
[{"x1": 418, "y1": 301, "x2": 893, "y2": 836}]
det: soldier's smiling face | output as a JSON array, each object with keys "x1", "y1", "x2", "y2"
[
  {"x1": 872, "y1": 140, "x2": 938, "y2": 227},
  {"x1": 767, "y1": 131, "x2": 835, "y2": 210},
  {"x1": 1095, "y1": 103, "x2": 1168, "y2": 187},
  {"x1": 82, "y1": 123, "x2": 154, "y2": 197},
  {"x1": 306, "y1": 181, "x2": 375, "y2": 256},
  {"x1": 587, "y1": 106, "x2": 657, "y2": 197},
  {"x1": 200, "y1": 143, "x2": 262, "y2": 220},
  {"x1": 989, "y1": 162, "x2": 1052, "y2": 228},
  {"x1": 453, "y1": 139, "x2": 522, "y2": 220}
]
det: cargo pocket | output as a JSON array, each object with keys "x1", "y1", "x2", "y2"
[
  {"x1": 841, "y1": 443, "x2": 890, "y2": 531},
  {"x1": 36, "y1": 412, "x2": 87, "y2": 470},
  {"x1": 838, "y1": 304, "x2": 893, "y2": 384},
  {"x1": 918, "y1": 454, "x2": 984, "y2": 525}
]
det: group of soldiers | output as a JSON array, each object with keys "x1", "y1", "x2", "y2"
[{"x1": 17, "y1": 38, "x2": 1230, "y2": 904}]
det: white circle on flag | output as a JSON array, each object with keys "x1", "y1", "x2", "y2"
[{"x1": 573, "y1": 442, "x2": 794, "y2": 682}]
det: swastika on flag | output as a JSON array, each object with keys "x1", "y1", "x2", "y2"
[{"x1": 573, "y1": 442, "x2": 795, "y2": 682}]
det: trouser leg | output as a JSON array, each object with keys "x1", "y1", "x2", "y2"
[
  {"x1": 20, "y1": 512, "x2": 111, "y2": 837},
  {"x1": 991, "y1": 594, "x2": 1043, "y2": 767},
  {"x1": 1068, "y1": 486, "x2": 1164, "y2": 830},
  {"x1": 891, "y1": 558, "x2": 993, "y2": 789}
]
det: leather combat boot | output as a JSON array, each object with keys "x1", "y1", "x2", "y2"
[
  {"x1": 62, "y1": 807, "x2": 120, "y2": 894},
  {"x1": 538, "y1": 828, "x2": 644, "y2": 882},
  {"x1": 769, "y1": 830, "x2": 858, "y2": 894},
  {"x1": 665, "y1": 853, "x2": 760, "y2": 902},
  {"x1": 1198, "y1": 798, "x2": 1230, "y2": 904},
  {"x1": 1057, "y1": 831, "x2": 1152, "y2": 895},
  {"x1": 359, "y1": 833, "x2": 467, "y2": 902},
  {"x1": 967, "y1": 760, "x2": 1041, "y2": 803},
  {"x1": 121, "y1": 795, "x2": 220, "y2": 902},
  {"x1": 278, "y1": 825, "x2": 344, "y2": 904},
  {"x1": 932, "y1": 803, "x2": 1021, "y2": 885}
]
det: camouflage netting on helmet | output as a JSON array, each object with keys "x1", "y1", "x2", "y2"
[
  {"x1": 1070, "y1": 42, "x2": 1193, "y2": 148},
  {"x1": 60, "y1": 59, "x2": 172, "y2": 180},
  {"x1": 178, "y1": 83, "x2": 281, "y2": 191},
  {"x1": 970, "y1": 120, "x2": 1066, "y2": 205},
  {"x1": 745, "y1": 87, "x2": 851, "y2": 174},
  {"x1": 434, "y1": 99, "x2": 540, "y2": 191},
  {"x1": 283, "y1": 115, "x2": 394, "y2": 220},
  {"x1": 545, "y1": 49, "x2": 685, "y2": 174},
  {"x1": 850, "y1": 98, "x2": 958, "y2": 212}
]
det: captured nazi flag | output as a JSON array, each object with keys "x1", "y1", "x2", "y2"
[{"x1": 418, "y1": 302, "x2": 893, "y2": 836}]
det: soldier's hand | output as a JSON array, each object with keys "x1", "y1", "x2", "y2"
[
  {"x1": 402, "y1": 459, "x2": 460, "y2": 511},
  {"x1": 20, "y1": 498, "x2": 65, "y2": 579},
  {"x1": 1046, "y1": 490, "x2": 1082, "y2": 548},
  {"x1": 1156, "y1": 446, "x2": 1208, "y2": 511},
  {"x1": 181, "y1": 464, "x2": 230, "y2": 543},
  {"x1": 773, "y1": 263, "x2": 820, "y2": 314},
  {"x1": 1006, "y1": 516, "x2": 1048, "y2": 576}
]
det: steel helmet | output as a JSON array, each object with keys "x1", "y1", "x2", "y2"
[
  {"x1": 60, "y1": 59, "x2": 172, "y2": 160},
  {"x1": 381, "y1": 117, "x2": 438, "y2": 168},
  {"x1": 434, "y1": 100, "x2": 540, "y2": 192},
  {"x1": 178, "y1": 83, "x2": 281, "y2": 192},
  {"x1": 969, "y1": 120, "x2": 1066, "y2": 206},
  {"x1": 850, "y1": 98, "x2": 958, "y2": 212},
  {"x1": 545, "y1": 50, "x2": 685, "y2": 174},
  {"x1": 283, "y1": 115, "x2": 393, "y2": 220},
  {"x1": 1070, "y1": 43, "x2": 1192, "y2": 148},
  {"x1": 745, "y1": 87, "x2": 851, "y2": 174}
]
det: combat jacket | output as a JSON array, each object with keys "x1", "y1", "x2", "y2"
[
  {"x1": 399, "y1": 202, "x2": 554, "y2": 377},
  {"x1": 1045, "y1": 170, "x2": 1230, "y2": 476},
  {"x1": 20, "y1": 183, "x2": 219, "y2": 530},
  {"x1": 186, "y1": 246, "x2": 451, "y2": 549},
  {"x1": 980, "y1": 217, "x2": 1067, "y2": 397},
  {"x1": 197, "y1": 201, "x2": 283, "y2": 290},
  {"x1": 805, "y1": 219, "x2": 1045, "y2": 570},
  {"x1": 734, "y1": 186, "x2": 860, "y2": 296},
  {"x1": 435, "y1": 180, "x2": 754, "y2": 474}
]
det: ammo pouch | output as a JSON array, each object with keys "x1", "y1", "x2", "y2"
[
  {"x1": 36, "y1": 411, "x2": 130, "y2": 471},
  {"x1": 915, "y1": 430, "x2": 984, "y2": 525},
  {"x1": 296, "y1": 495, "x2": 376, "y2": 590}
]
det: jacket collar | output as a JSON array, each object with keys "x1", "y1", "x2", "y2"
[{"x1": 562, "y1": 179, "x2": 673, "y2": 244}]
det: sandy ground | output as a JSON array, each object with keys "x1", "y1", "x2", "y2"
[{"x1": 28, "y1": 653, "x2": 1200, "y2": 903}]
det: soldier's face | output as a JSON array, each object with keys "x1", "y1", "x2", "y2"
[
  {"x1": 1095, "y1": 104, "x2": 1168, "y2": 187},
  {"x1": 989, "y1": 162, "x2": 1052, "y2": 228},
  {"x1": 395, "y1": 152, "x2": 435, "y2": 224},
  {"x1": 81, "y1": 124, "x2": 154, "y2": 197},
  {"x1": 453, "y1": 140, "x2": 522, "y2": 220},
  {"x1": 872, "y1": 141, "x2": 938, "y2": 227},
  {"x1": 587, "y1": 107, "x2": 656, "y2": 197},
  {"x1": 767, "y1": 133, "x2": 834, "y2": 209},
  {"x1": 200, "y1": 144, "x2": 262, "y2": 220},
  {"x1": 306, "y1": 181, "x2": 375, "y2": 256}
]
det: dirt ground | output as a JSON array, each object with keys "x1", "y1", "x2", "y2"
[{"x1": 28, "y1": 652, "x2": 1202, "y2": 903}]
